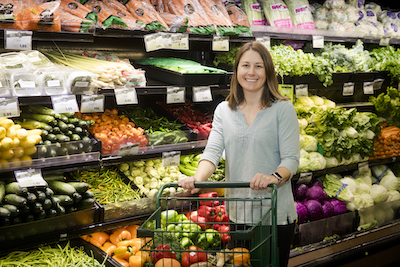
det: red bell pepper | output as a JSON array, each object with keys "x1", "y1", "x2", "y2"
[
  {"x1": 199, "y1": 192, "x2": 220, "y2": 207},
  {"x1": 150, "y1": 244, "x2": 176, "y2": 263},
  {"x1": 186, "y1": 210, "x2": 207, "y2": 230},
  {"x1": 220, "y1": 225, "x2": 231, "y2": 244},
  {"x1": 214, "y1": 205, "x2": 229, "y2": 223},
  {"x1": 181, "y1": 245, "x2": 207, "y2": 267},
  {"x1": 197, "y1": 205, "x2": 214, "y2": 220}
]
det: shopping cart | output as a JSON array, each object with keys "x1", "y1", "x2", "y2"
[{"x1": 137, "y1": 181, "x2": 278, "y2": 267}]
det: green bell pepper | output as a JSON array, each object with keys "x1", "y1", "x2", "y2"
[
  {"x1": 198, "y1": 229, "x2": 221, "y2": 249},
  {"x1": 161, "y1": 209, "x2": 178, "y2": 226},
  {"x1": 180, "y1": 237, "x2": 194, "y2": 249}
]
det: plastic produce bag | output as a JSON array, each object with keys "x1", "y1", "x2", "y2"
[
  {"x1": 284, "y1": 0, "x2": 315, "y2": 29},
  {"x1": 261, "y1": 0, "x2": 294, "y2": 28}
]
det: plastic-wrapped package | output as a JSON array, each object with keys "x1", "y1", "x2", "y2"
[
  {"x1": 122, "y1": 0, "x2": 169, "y2": 31},
  {"x1": 261, "y1": 0, "x2": 294, "y2": 28},
  {"x1": 348, "y1": 0, "x2": 365, "y2": 9},
  {"x1": 11, "y1": 72, "x2": 41, "y2": 97},
  {"x1": 328, "y1": 21, "x2": 344, "y2": 31},
  {"x1": 62, "y1": 67, "x2": 98, "y2": 95},
  {"x1": 240, "y1": 0, "x2": 266, "y2": 26},
  {"x1": 378, "y1": 10, "x2": 397, "y2": 24},
  {"x1": 159, "y1": 12, "x2": 188, "y2": 32},
  {"x1": 59, "y1": 0, "x2": 97, "y2": 25},
  {"x1": 327, "y1": 9, "x2": 347, "y2": 23},
  {"x1": 0, "y1": 68, "x2": 11, "y2": 97},
  {"x1": 383, "y1": 22, "x2": 399, "y2": 38},
  {"x1": 0, "y1": 52, "x2": 34, "y2": 76},
  {"x1": 22, "y1": 0, "x2": 61, "y2": 32},
  {"x1": 365, "y1": 2, "x2": 381, "y2": 14},
  {"x1": 21, "y1": 50, "x2": 53, "y2": 69},
  {"x1": 314, "y1": 18, "x2": 329, "y2": 30},
  {"x1": 225, "y1": 2, "x2": 252, "y2": 36},
  {"x1": 324, "y1": 0, "x2": 345, "y2": 10},
  {"x1": 36, "y1": 68, "x2": 67, "y2": 96},
  {"x1": 83, "y1": 0, "x2": 129, "y2": 29},
  {"x1": 0, "y1": 0, "x2": 25, "y2": 29},
  {"x1": 57, "y1": 9, "x2": 95, "y2": 33},
  {"x1": 284, "y1": 0, "x2": 315, "y2": 29},
  {"x1": 344, "y1": 5, "x2": 362, "y2": 22},
  {"x1": 198, "y1": 0, "x2": 239, "y2": 35},
  {"x1": 314, "y1": 7, "x2": 329, "y2": 20}
]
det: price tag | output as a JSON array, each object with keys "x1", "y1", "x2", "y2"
[
  {"x1": 358, "y1": 161, "x2": 369, "y2": 175},
  {"x1": 295, "y1": 84, "x2": 308, "y2": 98},
  {"x1": 342, "y1": 82, "x2": 355, "y2": 96},
  {"x1": 80, "y1": 95, "x2": 105, "y2": 113},
  {"x1": 296, "y1": 172, "x2": 313, "y2": 185},
  {"x1": 162, "y1": 151, "x2": 181, "y2": 168},
  {"x1": 256, "y1": 37, "x2": 271, "y2": 50},
  {"x1": 51, "y1": 95, "x2": 79, "y2": 114},
  {"x1": 0, "y1": 98, "x2": 19, "y2": 118},
  {"x1": 171, "y1": 33, "x2": 189, "y2": 50},
  {"x1": 212, "y1": 36, "x2": 229, "y2": 51},
  {"x1": 379, "y1": 37, "x2": 390, "y2": 46},
  {"x1": 4, "y1": 30, "x2": 32, "y2": 51},
  {"x1": 363, "y1": 81, "x2": 374, "y2": 95},
  {"x1": 14, "y1": 169, "x2": 47, "y2": 188},
  {"x1": 114, "y1": 88, "x2": 138, "y2": 105},
  {"x1": 312, "y1": 35, "x2": 324, "y2": 49},
  {"x1": 47, "y1": 80, "x2": 61, "y2": 87},
  {"x1": 161, "y1": 32, "x2": 172, "y2": 49},
  {"x1": 373, "y1": 78, "x2": 384, "y2": 90},
  {"x1": 119, "y1": 142, "x2": 139, "y2": 156},
  {"x1": 166, "y1": 87, "x2": 185, "y2": 104},
  {"x1": 278, "y1": 84, "x2": 294, "y2": 103},
  {"x1": 192, "y1": 86, "x2": 212, "y2": 102},
  {"x1": 144, "y1": 33, "x2": 164, "y2": 52}
]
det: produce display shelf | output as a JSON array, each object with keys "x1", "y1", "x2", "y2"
[
  {"x1": 251, "y1": 25, "x2": 400, "y2": 45},
  {"x1": 288, "y1": 219, "x2": 400, "y2": 267}
]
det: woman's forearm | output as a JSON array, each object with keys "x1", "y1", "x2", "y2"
[{"x1": 194, "y1": 160, "x2": 216, "y2": 182}]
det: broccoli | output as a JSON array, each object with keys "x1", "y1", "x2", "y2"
[{"x1": 152, "y1": 229, "x2": 185, "y2": 261}]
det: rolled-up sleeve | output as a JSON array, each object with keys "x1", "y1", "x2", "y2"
[{"x1": 277, "y1": 102, "x2": 300, "y2": 177}]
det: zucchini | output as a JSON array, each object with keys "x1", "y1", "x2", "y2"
[
  {"x1": 56, "y1": 134, "x2": 70, "y2": 142},
  {"x1": 62, "y1": 112, "x2": 75, "y2": 118},
  {"x1": 34, "y1": 210, "x2": 46, "y2": 220},
  {"x1": 2, "y1": 204, "x2": 19, "y2": 217},
  {"x1": 67, "y1": 123, "x2": 75, "y2": 130},
  {"x1": 0, "y1": 207, "x2": 11, "y2": 218},
  {"x1": 5, "y1": 182, "x2": 28, "y2": 196},
  {"x1": 41, "y1": 129, "x2": 49, "y2": 138},
  {"x1": 57, "y1": 147, "x2": 69, "y2": 156},
  {"x1": 5, "y1": 194, "x2": 27, "y2": 207},
  {"x1": 47, "y1": 133, "x2": 57, "y2": 142},
  {"x1": 51, "y1": 196, "x2": 61, "y2": 208},
  {"x1": 67, "y1": 182, "x2": 89, "y2": 194},
  {"x1": 26, "y1": 192, "x2": 37, "y2": 204},
  {"x1": 46, "y1": 208, "x2": 57, "y2": 218},
  {"x1": 0, "y1": 217, "x2": 10, "y2": 226},
  {"x1": 78, "y1": 120, "x2": 87, "y2": 128},
  {"x1": 72, "y1": 193, "x2": 82, "y2": 204},
  {"x1": 71, "y1": 134, "x2": 81, "y2": 141},
  {"x1": 65, "y1": 206, "x2": 77, "y2": 214},
  {"x1": 56, "y1": 205, "x2": 66, "y2": 216},
  {"x1": 43, "y1": 140, "x2": 52, "y2": 146},
  {"x1": 82, "y1": 190, "x2": 94, "y2": 199},
  {"x1": 11, "y1": 216, "x2": 22, "y2": 225},
  {"x1": 48, "y1": 180, "x2": 77, "y2": 197},
  {"x1": 28, "y1": 105, "x2": 61, "y2": 119},
  {"x1": 42, "y1": 198, "x2": 52, "y2": 210},
  {"x1": 22, "y1": 213, "x2": 35, "y2": 222},
  {"x1": 59, "y1": 115, "x2": 69, "y2": 123},
  {"x1": 0, "y1": 181, "x2": 5, "y2": 202},
  {"x1": 35, "y1": 190, "x2": 46, "y2": 202},
  {"x1": 58, "y1": 121, "x2": 68, "y2": 132},
  {"x1": 74, "y1": 127, "x2": 83, "y2": 134},
  {"x1": 78, "y1": 198, "x2": 95, "y2": 209},
  {"x1": 82, "y1": 136, "x2": 91, "y2": 144},
  {"x1": 54, "y1": 194, "x2": 74, "y2": 206},
  {"x1": 45, "y1": 187, "x2": 54, "y2": 197},
  {"x1": 68, "y1": 117, "x2": 80, "y2": 125},
  {"x1": 48, "y1": 148, "x2": 58, "y2": 157},
  {"x1": 21, "y1": 113, "x2": 56, "y2": 126},
  {"x1": 52, "y1": 126, "x2": 61, "y2": 134},
  {"x1": 19, "y1": 205, "x2": 30, "y2": 215},
  {"x1": 30, "y1": 202, "x2": 43, "y2": 213},
  {"x1": 18, "y1": 120, "x2": 52, "y2": 132}
]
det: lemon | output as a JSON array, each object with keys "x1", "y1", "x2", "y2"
[
  {"x1": 1, "y1": 149, "x2": 14, "y2": 160},
  {"x1": 1, "y1": 137, "x2": 14, "y2": 150}
]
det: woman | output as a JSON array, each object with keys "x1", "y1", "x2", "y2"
[{"x1": 178, "y1": 41, "x2": 300, "y2": 267}]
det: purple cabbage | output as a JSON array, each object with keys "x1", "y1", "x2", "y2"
[
  {"x1": 304, "y1": 200, "x2": 324, "y2": 221},
  {"x1": 295, "y1": 201, "x2": 308, "y2": 223},
  {"x1": 294, "y1": 184, "x2": 308, "y2": 201},
  {"x1": 306, "y1": 185, "x2": 328, "y2": 202},
  {"x1": 330, "y1": 199, "x2": 347, "y2": 215},
  {"x1": 312, "y1": 180, "x2": 323, "y2": 188},
  {"x1": 322, "y1": 200, "x2": 334, "y2": 218}
]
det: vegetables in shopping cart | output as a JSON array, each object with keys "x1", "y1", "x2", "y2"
[
  {"x1": 151, "y1": 244, "x2": 177, "y2": 264},
  {"x1": 186, "y1": 210, "x2": 207, "y2": 230},
  {"x1": 219, "y1": 225, "x2": 231, "y2": 244},
  {"x1": 197, "y1": 205, "x2": 214, "y2": 220},
  {"x1": 197, "y1": 229, "x2": 221, "y2": 250},
  {"x1": 161, "y1": 209, "x2": 179, "y2": 226},
  {"x1": 232, "y1": 247, "x2": 251, "y2": 266},
  {"x1": 181, "y1": 237, "x2": 194, "y2": 249},
  {"x1": 198, "y1": 192, "x2": 220, "y2": 207},
  {"x1": 213, "y1": 205, "x2": 229, "y2": 223},
  {"x1": 181, "y1": 245, "x2": 207, "y2": 267}
]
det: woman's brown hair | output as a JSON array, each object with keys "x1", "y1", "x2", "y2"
[{"x1": 226, "y1": 41, "x2": 288, "y2": 110}]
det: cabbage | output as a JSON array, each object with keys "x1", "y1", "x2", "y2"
[
  {"x1": 294, "y1": 183, "x2": 308, "y2": 201},
  {"x1": 361, "y1": 193, "x2": 374, "y2": 207},
  {"x1": 370, "y1": 184, "x2": 389, "y2": 203},
  {"x1": 325, "y1": 157, "x2": 339, "y2": 168},
  {"x1": 323, "y1": 98, "x2": 336, "y2": 109},
  {"x1": 300, "y1": 134, "x2": 318, "y2": 152},
  {"x1": 312, "y1": 180, "x2": 323, "y2": 188},
  {"x1": 308, "y1": 152, "x2": 327, "y2": 171},
  {"x1": 298, "y1": 157, "x2": 310, "y2": 173},
  {"x1": 306, "y1": 185, "x2": 328, "y2": 202},
  {"x1": 309, "y1": 95, "x2": 324, "y2": 106},
  {"x1": 295, "y1": 201, "x2": 308, "y2": 223},
  {"x1": 327, "y1": 9, "x2": 348, "y2": 23},
  {"x1": 314, "y1": 7, "x2": 329, "y2": 20},
  {"x1": 298, "y1": 118, "x2": 308, "y2": 130},
  {"x1": 379, "y1": 173, "x2": 399, "y2": 191},
  {"x1": 340, "y1": 176, "x2": 357, "y2": 193},
  {"x1": 324, "y1": 0, "x2": 345, "y2": 10},
  {"x1": 330, "y1": 199, "x2": 347, "y2": 215},
  {"x1": 386, "y1": 190, "x2": 400, "y2": 202},
  {"x1": 355, "y1": 179, "x2": 371, "y2": 194},
  {"x1": 322, "y1": 200, "x2": 335, "y2": 218},
  {"x1": 304, "y1": 200, "x2": 324, "y2": 221}
]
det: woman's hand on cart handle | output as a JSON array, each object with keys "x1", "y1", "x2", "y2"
[
  {"x1": 178, "y1": 176, "x2": 201, "y2": 194},
  {"x1": 250, "y1": 173, "x2": 279, "y2": 191}
]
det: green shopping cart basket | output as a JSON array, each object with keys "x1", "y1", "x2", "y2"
[{"x1": 137, "y1": 181, "x2": 278, "y2": 267}]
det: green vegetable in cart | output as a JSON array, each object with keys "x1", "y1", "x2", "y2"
[
  {"x1": 176, "y1": 213, "x2": 190, "y2": 222},
  {"x1": 152, "y1": 230, "x2": 184, "y2": 261},
  {"x1": 180, "y1": 237, "x2": 194, "y2": 249},
  {"x1": 161, "y1": 209, "x2": 178, "y2": 226},
  {"x1": 205, "y1": 229, "x2": 221, "y2": 249}
]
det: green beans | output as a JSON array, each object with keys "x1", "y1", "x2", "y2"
[{"x1": 0, "y1": 242, "x2": 107, "y2": 266}]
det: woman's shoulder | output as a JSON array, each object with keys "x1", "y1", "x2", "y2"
[
  {"x1": 215, "y1": 101, "x2": 230, "y2": 111},
  {"x1": 272, "y1": 99, "x2": 295, "y2": 110}
]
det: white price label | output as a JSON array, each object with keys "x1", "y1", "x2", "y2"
[
  {"x1": 80, "y1": 95, "x2": 105, "y2": 113},
  {"x1": 379, "y1": 37, "x2": 390, "y2": 46},
  {"x1": 119, "y1": 142, "x2": 139, "y2": 156},
  {"x1": 212, "y1": 36, "x2": 229, "y2": 51},
  {"x1": 51, "y1": 95, "x2": 79, "y2": 113},
  {"x1": 312, "y1": 35, "x2": 324, "y2": 49},
  {"x1": 161, "y1": 32, "x2": 172, "y2": 49},
  {"x1": 14, "y1": 169, "x2": 47, "y2": 188},
  {"x1": 358, "y1": 161, "x2": 369, "y2": 175},
  {"x1": 295, "y1": 84, "x2": 308, "y2": 98},
  {"x1": 144, "y1": 33, "x2": 164, "y2": 52},
  {"x1": 114, "y1": 88, "x2": 138, "y2": 105},
  {"x1": 4, "y1": 30, "x2": 32, "y2": 51},
  {"x1": 166, "y1": 87, "x2": 185, "y2": 104},
  {"x1": 363, "y1": 81, "x2": 374, "y2": 95},
  {"x1": 18, "y1": 80, "x2": 36, "y2": 88},
  {"x1": 342, "y1": 82, "x2": 355, "y2": 96},
  {"x1": 47, "y1": 80, "x2": 61, "y2": 87},
  {"x1": 162, "y1": 151, "x2": 181, "y2": 168},
  {"x1": 0, "y1": 97, "x2": 19, "y2": 118},
  {"x1": 171, "y1": 33, "x2": 189, "y2": 50},
  {"x1": 193, "y1": 86, "x2": 212, "y2": 102},
  {"x1": 256, "y1": 37, "x2": 271, "y2": 50},
  {"x1": 373, "y1": 79, "x2": 384, "y2": 90},
  {"x1": 296, "y1": 172, "x2": 313, "y2": 185}
]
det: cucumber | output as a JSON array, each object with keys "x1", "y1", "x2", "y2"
[
  {"x1": 54, "y1": 195, "x2": 74, "y2": 206},
  {"x1": 30, "y1": 202, "x2": 43, "y2": 213},
  {"x1": 48, "y1": 181, "x2": 77, "y2": 197},
  {"x1": 26, "y1": 192, "x2": 37, "y2": 204},
  {"x1": 34, "y1": 210, "x2": 46, "y2": 220},
  {"x1": 5, "y1": 182, "x2": 28, "y2": 196},
  {"x1": 2, "y1": 204, "x2": 19, "y2": 217},
  {"x1": 42, "y1": 198, "x2": 52, "y2": 210},
  {"x1": 0, "y1": 181, "x2": 5, "y2": 202},
  {"x1": 56, "y1": 134, "x2": 70, "y2": 142},
  {"x1": 4, "y1": 194, "x2": 27, "y2": 207},
  {"x1": 35, "y1": 190, "x2": 46, "y2": 202},
  {"x1": 67, "y1": 182, "x2": 89, "y2": 194},
  {"x1": 0, "y1": 207, "x2": 11, "y2": 218}
]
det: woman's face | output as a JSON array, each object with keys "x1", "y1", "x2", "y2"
[{"x1": 237, "y1": 49, "x2": 266, "y2": 93}]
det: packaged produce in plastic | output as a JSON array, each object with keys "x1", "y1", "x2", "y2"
[
  {"x1": 10, "y1": 72, "x2": 41, "y2": 96},
  {"x1": 36, "y1": 69, "x2": 67, "y2": 96},
  {"x1": 284, "y1": 0, "x2": 315, "y2": 29},
  {"x1": 261, "y1": 0, "x2": 294, "y2": 28},
  {"x1": 0, "y1": 52, "x2": 34, "y2": 75},
  {"x1": 0, "y1": 68, "x2": 11, "y2": 97},
  {"x1": 64, "y1": 69, "x2": 98, "y2": 95},
  {"x1": 21, "y1": 50, "x2": 53, "y2": 69}
]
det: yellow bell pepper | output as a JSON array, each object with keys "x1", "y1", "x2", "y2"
[
  {"x1": 126, "y1": 224, "x2": 139, "y2": 238},
  {"x1": 128, "y1": 254, "x2": 142, "y2": 267},
  {"x1": 110, "y1": 228, "x2": 132, "y2": 245},
  {"x1": 100, "y1": 242, "x2": 116, "y2": 255},
  {"x1": 89, "y1": 232, "x2": 109, "y2": 248},
  {"x1": 114, "y1": 246, "x2": 133, "y2": 260},
  {"x1": 113, "y1": 256, "x2": 130, "y2": 267}
]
